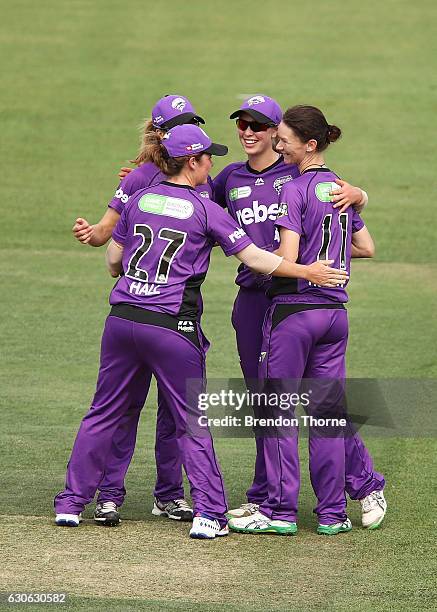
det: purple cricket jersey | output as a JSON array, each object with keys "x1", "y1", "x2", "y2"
[
  {"x1": 111, "y1": 181, "x2": 253, "y2": 317},
  {"x1": 213, "y1": 156, "x2": 300, "y2": 288},
  {"x1": 270, "y1": 167, "x2": 365, "y2": 304},
  {"x1": 108, "y1": 161, "x2": 213, "y2": 215}
]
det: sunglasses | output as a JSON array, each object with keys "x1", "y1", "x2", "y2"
[
  {"x1": 236, "y1": 118, "x2": 274, "y2": 133},
  {"x1": 188, "y1": 118, "x2": 201, "y2": 126}
]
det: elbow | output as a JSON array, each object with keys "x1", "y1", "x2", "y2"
[
  {"x1": 362, "y1": 244, "x2": 375, "y2": 258},
  {"x1": 366, "y1": 239, "x2": 376, "y2": 258}
]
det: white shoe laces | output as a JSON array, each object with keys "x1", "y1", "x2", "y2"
[
  {"x1": 361, "y1": 491, "x2": 383, "y2": 513},
  {"x1": 100, "y1": 501, "x2": 117, "y2": 512},
  {"x1": 240, "y1": 503, "x2": 259, "y2": 512},
  {"x1": 174, "y1": 499, "x2": 191, "y2": 511}
]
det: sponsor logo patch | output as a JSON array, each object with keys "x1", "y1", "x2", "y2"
[
  {"x1": 114, "y1": 188, "x2": 129, "y2": 204},
  {"x1": 235, "y1": 201, "x2": 279, "y2": 226},
  {"x1": 228, "y1": 227, "x2": 247, "y2": 243},
  {"x1": 255, "y1": 178, "x2": 264, "y2": 186},
  {"x1": 138, "y1": 193, "x2": 194, "y2": 219},
  {"x1": 186, "y1": 142, "x2": 203, "y2": 152},
  {"x1": 277, "y1": 203, "x2": 288, "y2": 218},
  {"x1": 229, "y1": 186, "x2": 252, "y2": 201},
  {"x1": 315, "y1": 182, "x2": 337, "y2": 202},
  {"x1": 178, "y1": 320, "x2": 195, "y2": 332}
]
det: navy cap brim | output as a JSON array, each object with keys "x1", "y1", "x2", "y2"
[
  {"x1": 229, "y1": 108, "x2": 276, "y2": 126},
  {"x1": 204, "y1": 142, "x2": 228, "y2": 156},
  {"x1": 160, "y1": 112, "x2": 205, "y2": 130}
]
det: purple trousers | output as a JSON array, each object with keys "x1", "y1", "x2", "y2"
[
  {"x1": 55, "y1": 314, "x2": 227, "y2": 523},
  {"x1": 232, "y1": 289, "x2": 385, "y2": 513},
  {"x1": 96, "y1": 297, "x2": 205, "y2": 507},
  {"x1": 96, "y1": 387, "x2": 183, "y2": 506}
]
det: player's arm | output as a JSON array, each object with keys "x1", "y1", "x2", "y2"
[
  {"x1": 351, "y1": 226, "x2": 375, "y2": 258},
  {"x1": 72, "y1": 209, "x2": 121, "y2": 247},
  {"x1": 330, "y1": 179, "x2": 368, "y2": 214},
  {"x1": 234, "y1": 243, "x2": 348, "y2": 287},
  {"x1": 106, "y1": 240, "x2": 124, "y2": 277}
]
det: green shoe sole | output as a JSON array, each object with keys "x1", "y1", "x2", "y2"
[
  {"x1": 317, "y1": 523, "x2": 352, "y2": 536},
  {"x1": 366, "y1": 516, "x2": 385, "y2": 530},
  {"x1": 230, "y1": 524, "x2": 297, "y2": 536}
]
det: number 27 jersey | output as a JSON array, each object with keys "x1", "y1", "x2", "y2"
[{"x1": 110, "y1": 182, "x2": 252, "y2": 317}]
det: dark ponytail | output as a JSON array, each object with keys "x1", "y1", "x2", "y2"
[{"x1": 282, "y1": 105, "x2": 341, "y2": 151}]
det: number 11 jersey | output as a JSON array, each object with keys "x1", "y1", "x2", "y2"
[{"x1": 269, "y1": 168, "x2": 365, "y2": 304}]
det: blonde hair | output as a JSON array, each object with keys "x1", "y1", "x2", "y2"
[{"x1": 130, "y1": 118, "x2": 157, "y2": 166}]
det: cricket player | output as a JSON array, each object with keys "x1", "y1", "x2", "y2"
[
  {"x1": 55, "y1": 124, "x2": 348, "y2": 539},
  {"x1": 73, "y1": 95, "x2": 210, "y2": 526},
  {"x1": 213, "y1": 96, "x2": 383, "y2": 528},
  {"x1": 228, "y1": 106, "x2": 386, "y2": 536}
]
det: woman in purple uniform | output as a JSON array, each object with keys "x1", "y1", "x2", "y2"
[
  {"x1": 55, "y1": 124, "x2": 348, "y2": 539},
  {"x1": 212, "y1": 96, "x2": 374, "y2": 522},
  {"x1": 228, "y1": 106, "x2": 386, "y2": 536},
  {"x1": 72, "y1": 95, "x2": 212, "y2": 527}
]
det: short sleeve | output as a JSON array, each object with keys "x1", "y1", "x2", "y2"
[
  {"x1": 112, "y1": 206, "x2": 129, "y2": 245},
  {"x1": 205, "y1": 200, "x2": 252, "y2": 256},
  {"x1": 275, "y1": 181, "x2": 304, "y2": 235},
  {"x1": 352, "y1": 209, "x2": 365, "y2": 233},
  {"x1": 108, "y1": 170, "x2": 150, "y2": 214}
]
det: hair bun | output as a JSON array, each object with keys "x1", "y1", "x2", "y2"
[{"x1": 327, "y1": 124, "x2": 342, "y2": 142}]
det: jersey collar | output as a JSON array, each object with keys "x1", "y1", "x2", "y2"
[{"x1": 245, "y1": 155, "x2": 284, "y2": 175}]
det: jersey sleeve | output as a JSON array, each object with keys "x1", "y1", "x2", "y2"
[
  {"x1": 204, "y1": 200, "x2": 253, "y2": 256},
  {"x1": 351, "y1": 209, "x2": 365, "y2": 233},
  {"x1": 108, "y1": 170, "x2": 146, "y2": 214},
  {"x1": 112, "y1": 207, "x2": 129, "y2": 245},
  {"x1": 274, "y1": 181, "x2": 304, "y2": 235}
]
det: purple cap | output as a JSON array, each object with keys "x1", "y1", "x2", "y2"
[
  {"x1": 152, "y1": 94, "x2": 205, "y2": 129},
  {"x1": 161, "y1": 125, "x2": 228, "y2": 158},
  {"x1": 229, "y1": 94, "x2": 282, "y2": 125}
]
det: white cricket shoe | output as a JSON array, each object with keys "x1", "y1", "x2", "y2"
[
  {"x1": 229, "y1": 511, "x2": 297, "y2": 535},
  {"x1": 189, "y1": 513, "x2": 229, "y2": 539},
  {"x1": 55, "y1": 513, "x2": 82, "y2": 527},
  {"x1": 360, "y1": 490, "x2": 387, "y2": 529},
  {"x1": 226, "y1": 502, "x2": 259, "y2": 519}
]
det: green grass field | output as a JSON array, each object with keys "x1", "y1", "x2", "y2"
[{"x1": 1, "y1": 1, "x2": 437, "y2": 610}]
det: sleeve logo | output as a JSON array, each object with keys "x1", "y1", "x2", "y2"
[
  {"x1": 315, "y1": 182, "x2": 338, "y2": 202},
  {"x1": 115, "y1": 188, "x2": 129, "y2": 204}
]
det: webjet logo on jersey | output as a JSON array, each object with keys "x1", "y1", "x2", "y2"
[
  {"x1": 228, "y1": 228, "x2": 247, "y2": 243},
  {"x1": 235, "y1": 201, "x2": 279, "y2": 226},
  {"x1": 114, "y1": 188, "x2": 129, "y2": 204}
]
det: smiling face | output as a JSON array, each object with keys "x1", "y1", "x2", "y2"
[
  {"x1": 237, "y1": 112, "x2": 278, "y2": 157},
  {"x1": 274, "y1": 121, "x2": 311, "y2": 165}
]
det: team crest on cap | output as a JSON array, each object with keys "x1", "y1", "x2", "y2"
[
  {"x1": 171, "y1": 97, "x2": 187, "y2": 112},
  {"x1": 247, "y1": 95, "x2": 265, "y2": 106}
]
